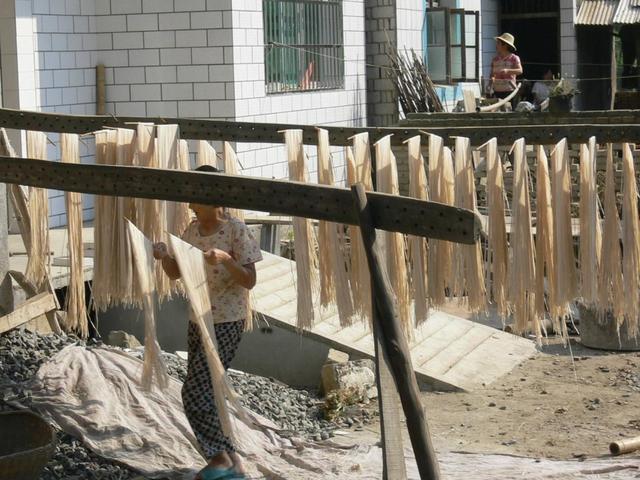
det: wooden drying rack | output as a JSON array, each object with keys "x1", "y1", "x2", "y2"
[{"x1": 0, "y1": 108, "x2": 499, "y2": 480}]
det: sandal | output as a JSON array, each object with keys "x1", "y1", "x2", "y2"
[{"x1": 196, "y1": 466, "x2": 243, "y2": 480}]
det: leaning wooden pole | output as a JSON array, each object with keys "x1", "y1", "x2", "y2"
[{"x1": 351, "y1": 183, "x2": 440, "y2": 480}]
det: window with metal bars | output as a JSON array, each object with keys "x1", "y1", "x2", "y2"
[
  {"x1": 263, "y1": 0, "x2": 344, "y2": 94},
  {"x1": 425, "y1": 7, "x2": 480, "y2": 84}
]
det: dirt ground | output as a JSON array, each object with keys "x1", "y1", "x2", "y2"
[{"x1": 421, "y1": 338, "x2": 640, "y2": 461}]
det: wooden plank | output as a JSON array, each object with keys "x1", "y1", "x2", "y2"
[
  {"x1": 8, "y1": 271, "x2": 63, "y2": 335},
  {"x1": 351, "y1": 184, "x2": 441, "y2": 480},
  {"x1": 0, "y1": 107, "x2": 639, "y2": 146},
  {"x1": 0, "y1": 292, "x2": 58, "y2": 334},
  {"x1": 0, "y1": 156, "x2": 479, "y2": 244},
  {"x1": 462, "y1": 88, "x2": 477, "y2": 113}
]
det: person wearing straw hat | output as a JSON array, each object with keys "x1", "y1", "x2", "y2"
[{"x1": 491, "y1": 33, "x2": 523, "y2": 101}]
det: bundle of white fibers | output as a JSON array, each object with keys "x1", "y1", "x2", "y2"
[
  {"x1": 223, "y1": 141, "x2": 244, "y2": 221},
  {"x1": 126, "y1": 220, "x2": 169, "y2": 391},
  {"x1": 452, "y1": 136, "x2": 485, "y2": 312},
  {"x1": 24, "y1": 131, "x2": 50, "y2": 289},
  {"x1": 427, "y1": 135, "x2": 454, "y2": 307},
  {"x1": 346, "y1": 141, "x2": 373, "y2": 324},
  {"x1": 406, "y1": 135, "x2": 429, "y2": 325},
  {"x1": 484, "y1": 138, "x2": 509, "y2": 318},
  {"x1": 316, "y1": 128, "x2": 355, "y2": 325},
  {"x1": 284, "y1": 129, "x2": 319, "y2": 329},
  {"x1": 375, "y1": 135, "x2": 412, "y2": 335},
  {"x1": 621, "y1": 143, "x2": 640, "y2": 337},
  {"x1": 550, "y1": 138, "x2": 578, "y2": 326},
  {"x1": 508, "y1": 139, "x2": 540, "y2": 340},
  {"x1": 198, "y1": 140, "x2": 218, "y2": 168},
  {"x1": 61, "y1": 133, "x2": 88, "y2": 338},
  {"x1": 534, "y1": 145, "x2": 556, "y2": 324},
  {"x1": 598, "y1": 144, "x2": 624, "y2": 325},
  {"x1": 579, "y1": 137, "x2": 601, "y2": 306}
]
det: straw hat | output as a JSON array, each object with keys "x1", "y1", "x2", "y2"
[{"x1": 495, "y1": 33, "x2": 516, "y2": 51}]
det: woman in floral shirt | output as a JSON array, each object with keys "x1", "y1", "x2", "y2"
[
  {"x1": 153, "y1": 165, "x2": 261, "y2": 480},
  {"x1": 491, "y1": 32, "x2": 523, "y2": 101}
]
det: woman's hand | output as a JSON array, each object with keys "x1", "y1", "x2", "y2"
[
  {"x1": 204, "y1": 248, "x2": 233, "y2": 266},
  {"x1": 153, "y1": 242, "x2": 169, "y2": 260}
]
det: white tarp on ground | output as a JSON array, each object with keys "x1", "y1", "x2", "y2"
[{"x1": 28, "y1": 346, "x2": 640, "y2": 480}]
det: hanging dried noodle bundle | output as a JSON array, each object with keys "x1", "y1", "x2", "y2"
[
  {"x1": 452, "y1": 137, "x2": 485, "y2": 312},
  {"x1": 158, "y1": 125, "x2": 187, "y2": 237},
  {"x1": 621, "y1": 143, "x2": 640, "y2": 336},
  {"x1": 25, "y1": 131, "x2": 50, "y2": 289},
  {"x1": 126, "y1": 220, "x2": 169, "y2": 391},
  {"x1": 316, "y1": 128, "x2": 355, "y2": 325},
  {"x1": 168, "y1": 234, "x2": 247, "y2": 442},
  {"x1": 534, "y1": 145, "x2": 556, "y2": 324},
  {"x1": 223, "y1": 141, "x2": 244, "y2": 221},
  {"x1": 508, "y1": 139, "x2": 539, "y2": 339},
  {"x1": 550, "y1": 139, "x2": 578, "y2": 325},
  {"x1": 406, "y1": 136, "x2": 429, "y2": 325},
  {"x1": 346, "y1": 137, "x2": 373, "y2": 324},
  {"x1": 92, "y1": 130, "x2": 117, "y2": 310},
  {"x1": 484, "y1": 138, "x2": 509, "y2": 318},
  {"x1": 197, "y1": 140, "x2": 218, "y2": 168},
  {"x1": 284, "y1": 130, "x2": 319, "y2": 329},
  {"x1": 598, "y1": 144, "x2": 624, "y2": 325},
  {"x1": 427, "y1": 135, "x2": 454, "y2": 307},
  {"x1": 61, "y1": 133, "x2": 88, "y2": 338},
  {"x1": 174, "y1": 139, "x2": 192, "y2": 233},
  {"x1": 375, "y1": 135, "x2": 411, "y2": 334},
  {"x1": 579, "y1": 137, "x2": 601, "y2": 305}
]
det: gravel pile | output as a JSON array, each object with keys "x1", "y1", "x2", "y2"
[
  {"x1": 1, "y1": 330, "x2": 376, "y2": 479},
  {"x1": 0, "y1": 330, "x2": 139, "y2": 480}
]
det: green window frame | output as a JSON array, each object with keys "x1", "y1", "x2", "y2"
[{"x1": 263, "y1": 0, "x2": 345, "y2": 94}]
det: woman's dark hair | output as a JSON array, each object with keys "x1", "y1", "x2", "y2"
[
  {"x1": 498, "y1": 39, "x2": 516, "y2": 54},
  {"x1": 195, "y1": 165, "x2": 219, "y2": 173}
]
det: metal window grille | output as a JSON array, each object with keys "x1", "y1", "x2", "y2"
[{"x1": 263, "y1": 0, "x2": 344, "y2": 94}]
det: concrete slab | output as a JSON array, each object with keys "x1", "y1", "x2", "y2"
[{"x1": 253, "y1": 252, "x2": 538, "y2": 392}]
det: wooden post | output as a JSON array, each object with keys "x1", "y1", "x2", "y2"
[
  {"x1": 351, "y1": 183, "x2": 441, "y2": 480},
  {"x1": 610, "y1": 32, "x2": 617, "y2": 111},
  {"x1": 373, "y1": 326, "x2": 407, "y2": 479},
  {"x1": 0, "y1": 182, "x2": 10, "y2": 315}
]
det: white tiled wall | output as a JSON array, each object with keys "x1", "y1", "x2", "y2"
[
  {"x1": 480, "y1": 0, "x2": 498, "y2": 81},
  {"x1": 230, "y1": 0, "x2": 367, "y2": 183},
  {"x1": 560, "y1": 0, "x2": 577, "y2": 79}
]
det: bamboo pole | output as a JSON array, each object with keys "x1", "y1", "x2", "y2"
[{"x1": 610, "y1": 436, "x2": 640, "y2": 455}]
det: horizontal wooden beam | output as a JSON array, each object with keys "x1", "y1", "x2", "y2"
[
  {"x1": 0, "y1": 156, "x2": 480, "y2": 244},
  {"x1": 0, "y1": 291, "x2": 58, "y2": 334},
  {"x1": 0, "y1": 107, "x2": 638, "y2": 146}
]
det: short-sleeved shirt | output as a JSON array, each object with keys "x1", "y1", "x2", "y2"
[
  {"x1": 181, "y1": 216, "x2": 262, "y2": 324},
  {"x1": 491, "y1": 53, "x2": 522, "y2": 92}
]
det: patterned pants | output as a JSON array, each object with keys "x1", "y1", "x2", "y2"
[{"x1": 182, "y1": 319, "x2": 244, "y2": 458}]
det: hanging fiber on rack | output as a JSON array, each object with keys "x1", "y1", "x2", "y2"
[
  {"x1": 346, "y1": 136, "x2": 372, "y2": 324},
  {"x1": 427, "y1": 134, "x2": 454, "y2": 307},
  {"x1": 598, "y1": 144, "x2": 624, "y2": 325},
  {"x1": 483, "y1": 138, "x2": 509, "y2": 319},
  {"x1": 158, "y1": 125, "x2": 186, "y2": 237},
  {"x1": 61, "y1": 133, "x2": 88, "y2": 338},
  {"x1": 114, "y1": 128, "x2": 137, "y2": 307},
  {"x1": 24, "y1": 131, "x2": 50, "y2": 289},
  {"x1": 550, "y1": 139, "x2": 577, "y2": 325},
  {"x1": 132, "y1": 123, "x2": 171, "y2": 301},
  {"x1": 452, "y1": 137, "x2": 485, "y2": 312},
  {"x1": 126, "y1": 220, "x2": 169, "y2": 391},
  {"x1": 197, "y1": 140, "x2": 218, "y2": 168},
  {"x1": 284, "y1": 129, "x2": 318, "y2": 329},
  {"x1": 375, "y1": 135, "x2": 411, "y2": 334},
  {"x1": 579, "y1": 137, "x2": 601, "y2": 306},
  {"x1": 621, "y1": 143, "x2": 640, "y2": 336},
  {"x1": 168, "y1": 234, "x2": 243, "y2": 443},
  {"x1": 406, "y1": 135, "x2": 429, "y2": 325},
  {"x1": 174, "y1": 139, "x2": 192, "y2": 233},
  {"x1": 508, "y1": 139, "x2": 539, "y2": 339},
  {"x1": 316, "y1": 128, "x2": 355, "y2": 325},
  {"x1": 223, "y1": 141, "x2": 244, "y2": 221},
  {"x1": 92, "y1": 130, "x2": 118, "y2": 310},
  {"x1": 534, "y1": 145, "x2": 556, "y2": 324}
]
